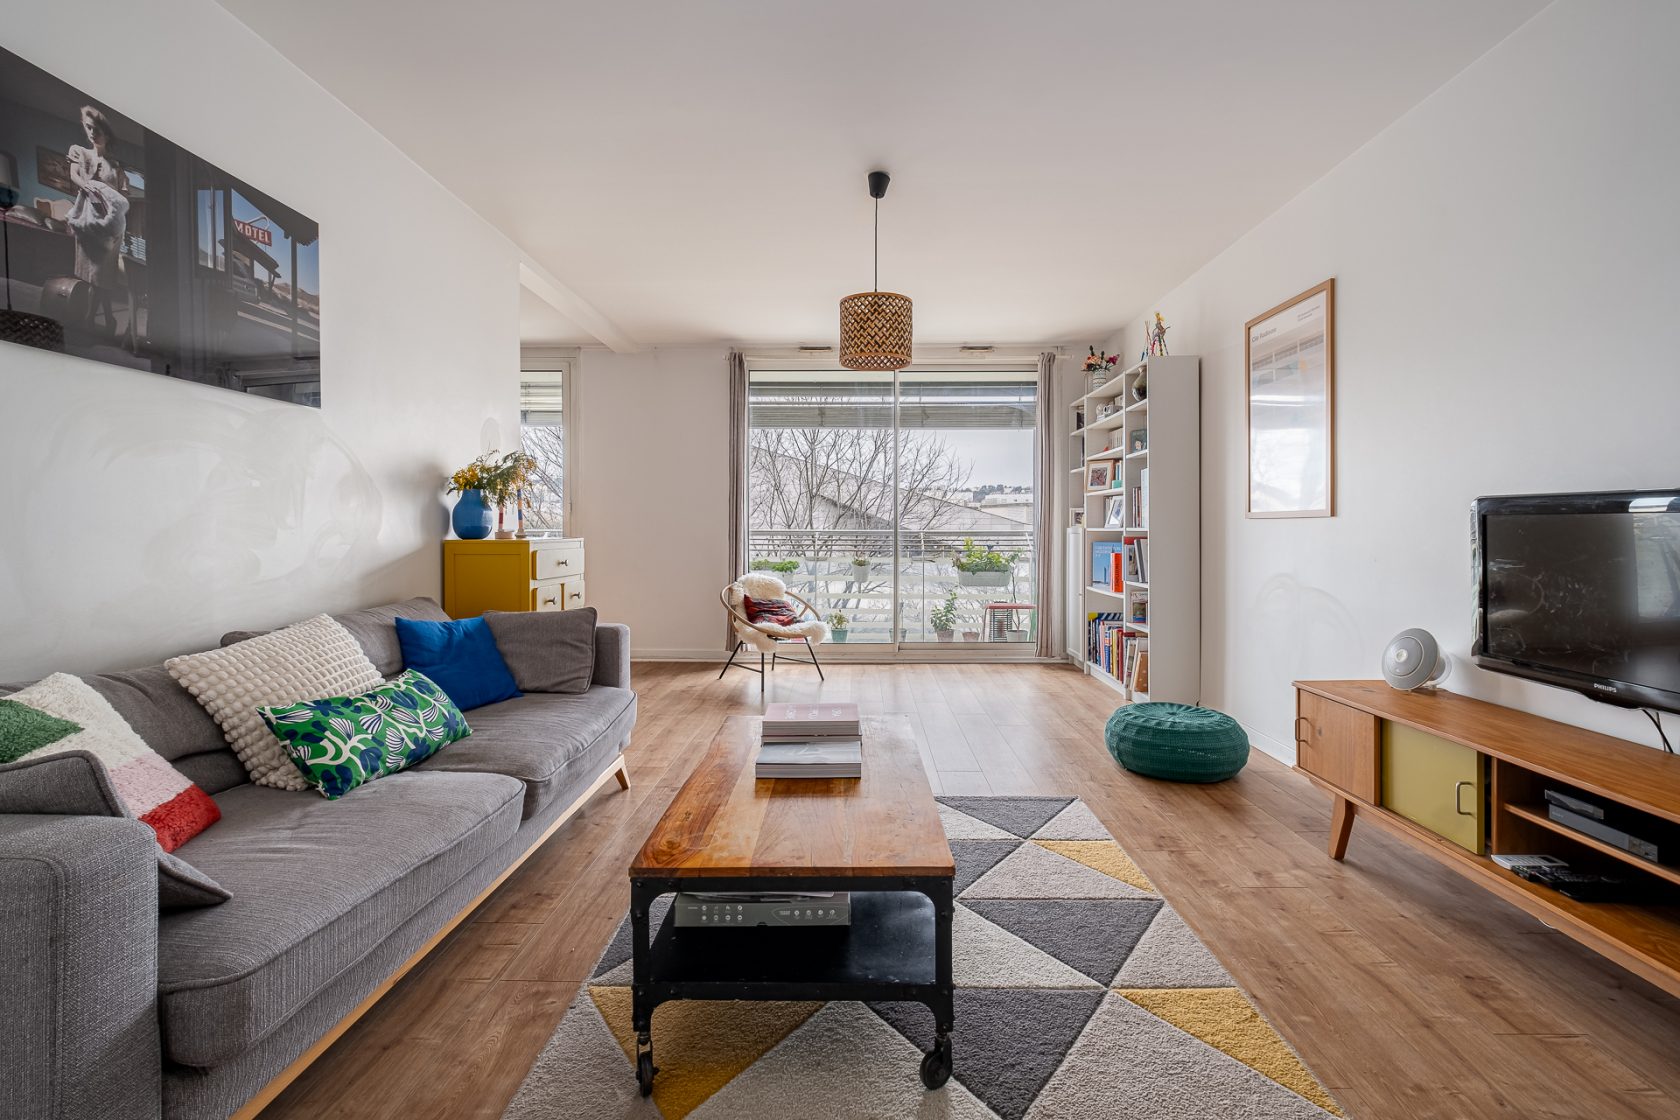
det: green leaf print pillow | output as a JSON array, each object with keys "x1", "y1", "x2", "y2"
[{"x1": 259, "y1": 670, "x2": 471, "y2": 799}]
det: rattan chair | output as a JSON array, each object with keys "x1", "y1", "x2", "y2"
[{"x1": 718, "y1": 583, "x2": 827, "y2": 695}]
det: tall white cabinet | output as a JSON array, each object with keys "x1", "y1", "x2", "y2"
[{"x1": 1067, "y1": 355, "x2": 1200, "y2": 704}]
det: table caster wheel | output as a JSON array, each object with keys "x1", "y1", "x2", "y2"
[
  {"x1": 919, "y1": 1044, "x2": 951, "y2": 1090},
  {"x1": 636, "y1": 1049, "x2": 657, "y2": 1096}
]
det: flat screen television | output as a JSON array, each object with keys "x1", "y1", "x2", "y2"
[{"x1": 1472, "y1": 489, "x2": 1680, "y2": 714}]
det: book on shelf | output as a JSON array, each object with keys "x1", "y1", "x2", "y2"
[
  {"x1": 1090, "y1": 541, "x2": 1124, "y2": 587},
  {"x1": 762, "y1": 702, "x2": 861, "y2": 741},
  {"x1": 1129, "y1": 591, "x2": 1149, "y2": 625},
  {"x1": 755, "y1": 740, "x2": 863, "y2": 779},
  {"x1": 1139, "y1": 468, "x2": 1149, "y2": 529},
  {"x1": 1086, "y1": 611, "x2": 1123, "y2": 669}
]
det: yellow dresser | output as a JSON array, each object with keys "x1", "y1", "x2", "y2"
[{"x1": 442, "y1": 538, "x2": 586, "y2": 618}]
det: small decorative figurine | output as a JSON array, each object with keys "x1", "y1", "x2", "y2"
[{"x1": 1148, "y1": 312, "x2": 1170, "y2": 356}]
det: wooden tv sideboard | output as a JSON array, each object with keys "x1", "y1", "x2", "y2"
[{"x1": 1294, "y1": 680, "x2": 1680, "y2": 998}]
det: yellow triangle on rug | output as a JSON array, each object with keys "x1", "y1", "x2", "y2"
[
  {"x1": 1116, "y1": 987, "x2": 1343, "y2": 1115},
  {"x1": 589, "y1": 986, "x2": 821, "y2": 1119},
  {"x1": 1035, "y1": 839, "x2": 1156, "y2": 892}
]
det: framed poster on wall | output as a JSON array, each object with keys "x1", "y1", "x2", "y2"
[
  {"x1": 1245, "y1": 279, "x2": 1334, "y2": 517},
  {"x1": 0, "y1": 44, "x2": 321, "y2": 405}
]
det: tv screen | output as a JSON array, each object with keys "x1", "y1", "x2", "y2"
[{"x1": 1473, "y1": 490, "x2": 1680, "y2": 713}]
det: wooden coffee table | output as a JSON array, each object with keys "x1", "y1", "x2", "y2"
[{"x1": 628, "y1": 713, "x2": 956, "y2": 1095}]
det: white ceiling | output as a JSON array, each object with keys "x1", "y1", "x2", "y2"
[{"x1": 220, "y1": 0, "x2": 1542, "y2": 349}]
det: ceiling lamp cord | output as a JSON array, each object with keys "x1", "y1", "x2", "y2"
[{"x1": 873, "y1": 195, "x2": 879, "y2": 293}]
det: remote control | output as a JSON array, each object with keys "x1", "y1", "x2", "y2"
[{"x1": 1517, "y1": 866, "x2": 1630, "y2": 902}]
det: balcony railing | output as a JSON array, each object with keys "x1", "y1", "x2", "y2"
[{"x1": 748, "y1": 528, "x2": 1036, "y2": 644}]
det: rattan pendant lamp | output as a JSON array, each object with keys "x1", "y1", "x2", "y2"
[{"x1": 838, "y1": 170, "x2": 912, "y2": 371}]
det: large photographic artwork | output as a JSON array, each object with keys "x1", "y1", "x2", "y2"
[{"x1": 0, "y1": 45, "x2": 321, "y2": 405}]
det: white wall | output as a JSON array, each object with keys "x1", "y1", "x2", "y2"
[
  {"x1": 0, "y1": 0, "x2": 521, "y2": 679},
  {"x1": 569, "y1": 347, "x2": 733, "y2": 658},
  {"x1": 1108, "y1": 1, "x2": 1680, "y2": 759}
]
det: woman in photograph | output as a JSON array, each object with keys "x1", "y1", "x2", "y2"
[{"x1": 66, "y1": 103, "x2": 134, "y2": 347}]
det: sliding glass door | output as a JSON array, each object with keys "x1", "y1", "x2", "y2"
[{"x1": 746, "y1": 367, "x2": 1038, "y2": 651}]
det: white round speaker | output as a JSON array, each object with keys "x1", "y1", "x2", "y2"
[{"x1": 1381, "y1": 628, "x2": 1451, "y2": 691}]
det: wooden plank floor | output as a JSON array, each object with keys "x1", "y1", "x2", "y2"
[{"x1": 262, "y1": 663, "x2": 1680, "y2": 1119}]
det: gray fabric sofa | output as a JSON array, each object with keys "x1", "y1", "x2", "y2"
[{"x1": 0, "y1": 597, "x2": 635, "y2": 1120}]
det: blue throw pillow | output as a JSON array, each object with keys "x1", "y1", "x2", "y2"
[{"x1": 393, "y1": 616, "x2": 521, "y2": 711}]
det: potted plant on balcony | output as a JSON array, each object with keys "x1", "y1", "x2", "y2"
[
  {"x1": 850, "y1": 554, "x2": 872, "y2": 578},
  {"x1": 751, "y1": 558, "x2": 799, "y2": 574},
  {"x1": 953, "y1": 538, "x2": 1020, "y2": 588},
  {"x1": 930, "y1": 592, "x2": 958, "y2": 642},
  {"x1": 1000, "y1": 606, "x2": 1031, "y2": 643},
  {"x1": 827, "y1": 611, "x2": 849, "y2": 643}
]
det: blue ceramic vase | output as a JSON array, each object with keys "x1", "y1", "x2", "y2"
[{"x1": 451, "y1": 489, "x2": 494, "y2": 540}]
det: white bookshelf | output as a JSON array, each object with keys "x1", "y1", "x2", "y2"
[{"x1": 1068, "y1": 355, "x2": 1200, "y2": 704}]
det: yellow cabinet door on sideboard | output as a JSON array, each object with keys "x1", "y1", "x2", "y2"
[
  {"x1": 1380, "y1": 722, "x2": 1488, "y2": 854},
  {"x1": 443, "y1": 539, "x2": 586, "y2": 618}
]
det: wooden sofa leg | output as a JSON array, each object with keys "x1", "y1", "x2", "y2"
[{"x1": 615, "y1": 761, "x2": 631, "y2": 791}]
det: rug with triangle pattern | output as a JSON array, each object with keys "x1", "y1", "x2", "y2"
[{"x1": 504, "y1": 796, "x2": 1343, "y2": 1120}]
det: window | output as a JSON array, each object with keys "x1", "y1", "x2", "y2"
[
  {"x1": 746, "y1": 368, "x2": 1037, "y2": 645},
  {"x1": 520, "y1": 368, "x2": 566, "y2": 535}
]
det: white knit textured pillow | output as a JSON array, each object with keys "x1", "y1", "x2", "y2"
[{"x1": 166, "y1": 614, "x2": 381, "y2": 791}]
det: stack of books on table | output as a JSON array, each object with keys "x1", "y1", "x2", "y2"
[{"x1": 758, "y1": 702, "x2": 862, "y2": 778}]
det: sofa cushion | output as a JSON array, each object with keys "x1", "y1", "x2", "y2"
[
  {"x1": 260, "y1": 670, "x2": 472, "y2": 799},
  {"x1": 393, "y1": 616, "x2": 521, "y2": 711},
  {"x1": 484, "y1": 608, "x2": 597, "y2": 694},
  {"x1": 416, "y1": 687, "x2": 635, "y2": 818},
  {"x1": 157, "y1": 769, "x2": 523, "y2": 1067}
]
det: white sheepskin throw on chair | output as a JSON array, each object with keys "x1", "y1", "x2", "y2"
[{"x1": 728, "y1": 574, "x2": 829, "y2": 652}]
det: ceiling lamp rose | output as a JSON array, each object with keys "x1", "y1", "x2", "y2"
[{"x1": 839, "y1": 170, "x2": 912, "y2": 371}]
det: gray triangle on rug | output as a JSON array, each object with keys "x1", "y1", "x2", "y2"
[
  {"x1": 868, "y1": 988, "x2": 1108, "y2": 1120},
  {"x1": 951, "y1": 839, "x2": 1023, "y2": 895},
  {"x1": 963, "y1": 897, "x2": 1163, "y2": 985},
  {"x1": 937, "y1": 795, "x2": 1075, "y2": 838}
]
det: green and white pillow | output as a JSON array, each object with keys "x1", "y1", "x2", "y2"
[{"x1": 258, "y1": 670, "x2": 471, "y2": 799}]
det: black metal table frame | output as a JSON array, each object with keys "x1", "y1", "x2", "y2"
[{"x1": 628, "y1": 872, "x2": 955, "y2": 1094}]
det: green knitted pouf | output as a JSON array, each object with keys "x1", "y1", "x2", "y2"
[{"x1": 1104, "y1": 702, "x2": 1249, "y2": 783}]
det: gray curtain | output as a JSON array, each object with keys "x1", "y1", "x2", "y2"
[
  {"x1": 726, "y1": 350, "x2": 748, "y2": 649},
  {"x1": 1035, "y1": 351, "x2": 1058, "y2": 658}
]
